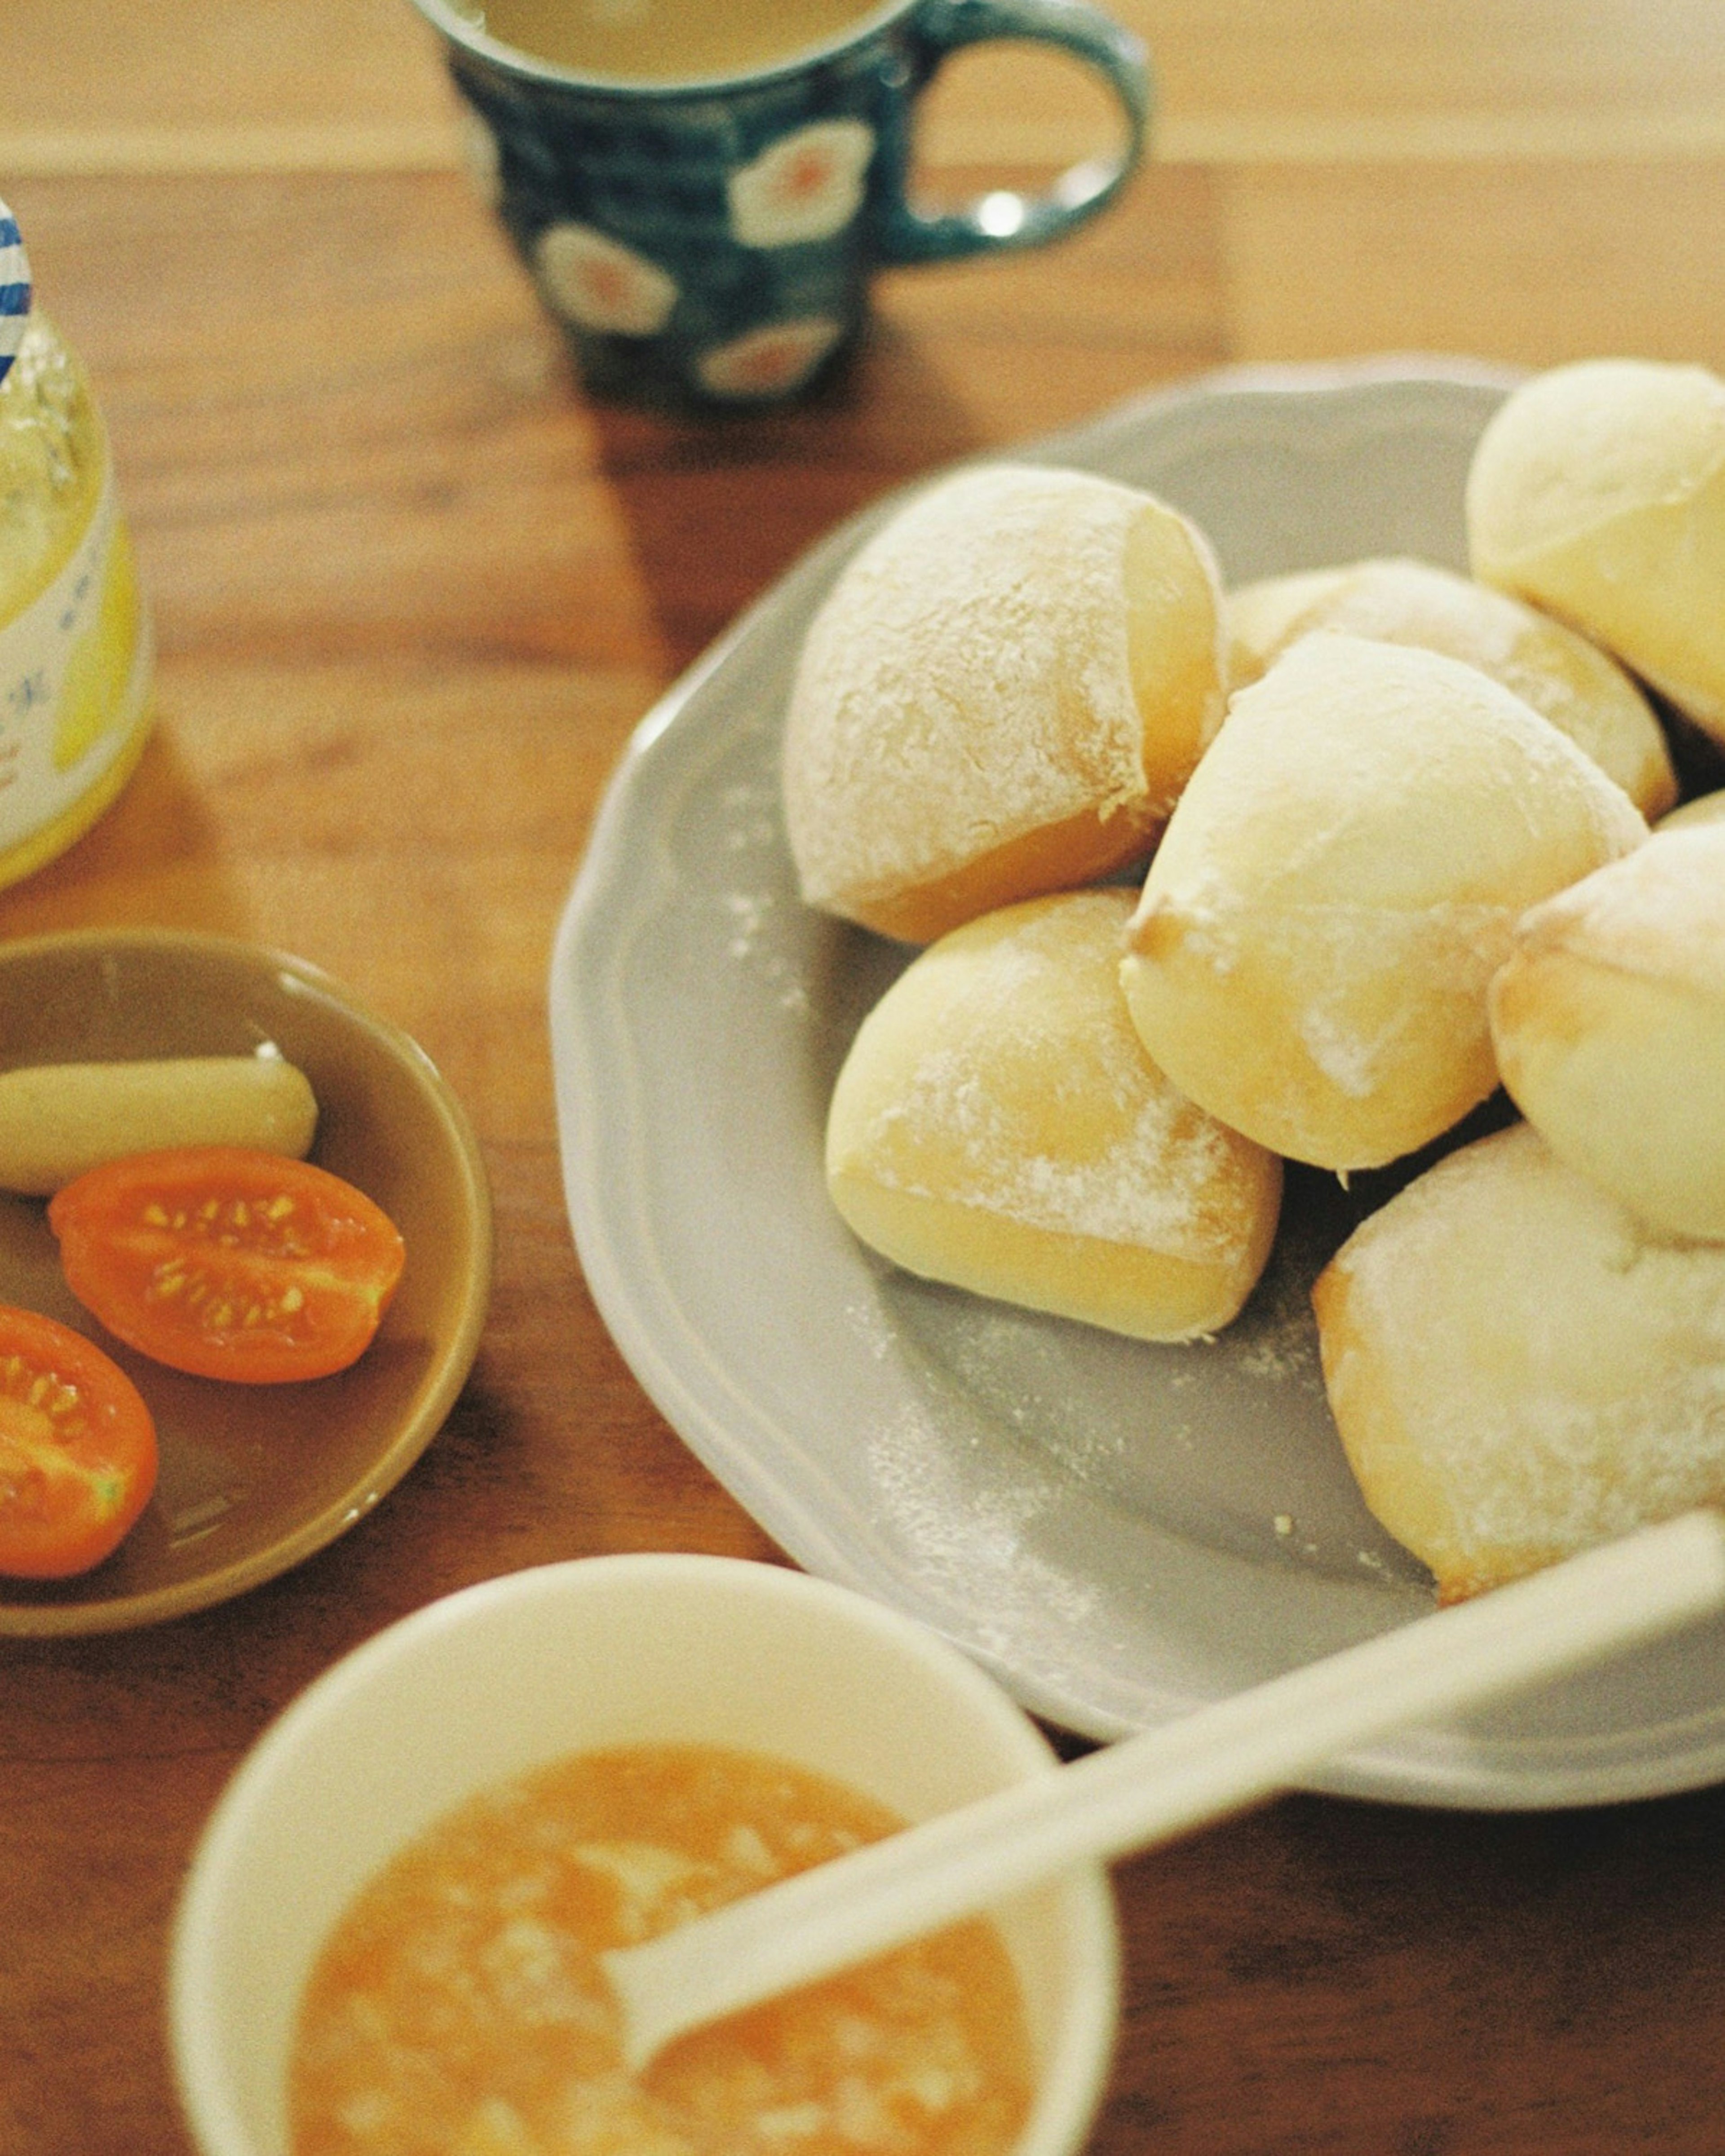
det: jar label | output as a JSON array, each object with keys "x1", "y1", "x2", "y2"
[{"x1": 0, "y1": 465, "x2": 152, "y2": 855}]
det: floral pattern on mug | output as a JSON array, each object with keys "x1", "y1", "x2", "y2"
[
  {"x1": 696, "y1": 316, "x2": 846, "y2": 400},
  {"x1": 727, "y1": 120, "x2": 876, "y2": 248},
  {"x1": 534, "y1": 222, "x2": 680, "y2": 336}
]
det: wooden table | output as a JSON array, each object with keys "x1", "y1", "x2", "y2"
[{"x1": 5, "y1": 5, "x2": 1725, "y2": 2151}]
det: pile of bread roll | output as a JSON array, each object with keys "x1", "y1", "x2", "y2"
[{"x1": 783, "y1": 358, "x2": 1725, "y2": 1604}]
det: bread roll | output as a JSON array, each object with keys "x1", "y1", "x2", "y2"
[
  {"x1": 1313, "y1": 1121, "x2": 1725, "y2": 1601},
  {"x1": 783, "y1": 464, "x2": 1227, "y2": 943},
  {"x1": 1659, "y1": 788, "x2": 1725, "y2": 833},
  {"x1": 1225, "y1": 554, "x2": 1676, "y2": 817},
  {"x1": 1119, "y1": 632, "x2": 1646, "y2": 1171},
  {"x1": 825, "y1": 889, "x2": 1282, "y2": 1342},
  {"x1": 1467, "y1": 358, "x2": 1725, "y2": 742},
  {"x1": 1488, "y1": 824, "x2": 1725, "y2": 1240}
]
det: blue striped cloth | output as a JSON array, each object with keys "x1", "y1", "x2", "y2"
[{"x1": 0, "y1": 203, "x2": 33, "y2": 386}]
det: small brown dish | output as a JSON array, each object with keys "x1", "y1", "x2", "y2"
[{"x1": 0, "y1": 928, "x2": 492, "y2": 1635}]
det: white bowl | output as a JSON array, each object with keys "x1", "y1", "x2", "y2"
[{"x1": 169, "y1": 1552, "x2": 1121, "y2": 2156}]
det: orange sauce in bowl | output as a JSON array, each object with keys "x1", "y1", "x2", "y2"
[{"x1": 291, "y1": 1742, "x2": 1034, "y2": 2156}]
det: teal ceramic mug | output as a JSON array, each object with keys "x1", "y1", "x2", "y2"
[{"x1": 408, "y1": 0, "x2": 1151, "y2": 404}]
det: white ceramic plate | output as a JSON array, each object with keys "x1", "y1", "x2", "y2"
[{"x1": 551, "y1": 358, "x2": 1725, "y2": 1811}]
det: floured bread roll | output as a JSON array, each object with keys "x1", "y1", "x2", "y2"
[
  {"x1": 1467, "y1": 359, "x2": 1725, "y2": 742},
  {"x1": 1489, "y1": 824, "x2": 1725, "y2": 1240},
  {"x1": 1225, "y1": 555, "x2": 1676, "y2": 817},
  {"x1": 1659, "y1": 788, "x2": 1725, "y2": 832},
  {"x1": 825, "y1": 888, "x2": 1282, "y2": 1342},
  {"x1": 783, "y1": 464, "x2": 1227, "y2": 943},
  {"x1": 1313, "y1": 1121, "x2": 1725, "y2": 1601},
  {"x1": 1119, "y1": 632, "x2": 1647, "y2": 1171}
]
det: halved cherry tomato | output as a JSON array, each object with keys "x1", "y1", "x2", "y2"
[
  {"x1": 48, "y1": 1146, "x2": 406, "y2": 1385},
  {"x1": 0, "y1": 1303, "x2": 158, "y2": 1577}
]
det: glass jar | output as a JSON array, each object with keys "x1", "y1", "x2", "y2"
[{"x1": 0, "y1": 199, "x2": 153, "y2": 889}]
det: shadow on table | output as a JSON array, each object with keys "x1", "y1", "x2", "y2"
[
  {"x1": 579, "y1": 315, "x2": 986, "y2": 676},
  {"x1": 0, "y1": 726, "x2": 250, "y2": 944}
]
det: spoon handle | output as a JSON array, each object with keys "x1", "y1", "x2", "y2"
[{"x1": 606, "y1": 1509, "x2": 1725, "y2": 2069}]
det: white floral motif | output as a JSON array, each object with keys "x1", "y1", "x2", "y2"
[
  {"x1": 696, "y1": 316, "x2": 846, "y2": 400},
  {"x1": 727, "y1": 120, "x2": 876, "y2": 248},
  {"x1": 533, "y1": 222, "x2": 679, "y2": 336}
]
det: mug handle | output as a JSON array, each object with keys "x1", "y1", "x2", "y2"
[{"x1": 871, "y1": 0, "x2": 1153, "y2": 265}]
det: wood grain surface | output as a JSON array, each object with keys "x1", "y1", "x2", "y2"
[{"x1": 4, "y1": 6, "x2": 1725, "y2": 2153}]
